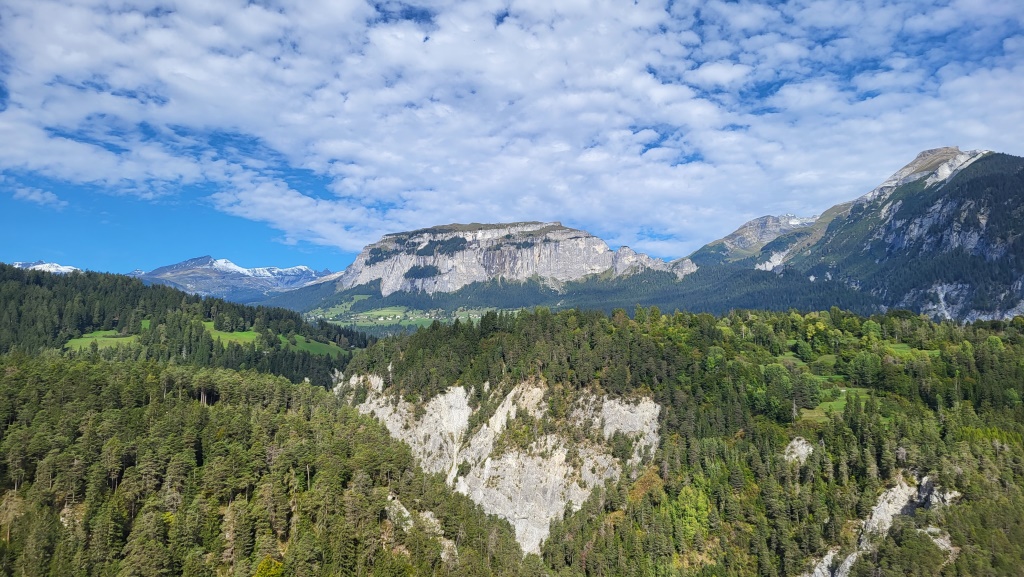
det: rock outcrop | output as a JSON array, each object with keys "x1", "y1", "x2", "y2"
[
  {"x1": 326, "y1": 222, "x2": 686, "y2": 297},
  {"x1": 799, "y1": 472, "x2": 961, "y2": 577},
  {"x1": 721, "y1": 214, "x2": 817, "y2": 254},
  {"x1": 857, "y1": 146, "x2": 989, "y2": 204},
  {"x1": 784, "y1": 437, "x2": 814, "y2": 464},
  {"x1": 344, "y1": 374, "x2": 660, "y2": 554}
]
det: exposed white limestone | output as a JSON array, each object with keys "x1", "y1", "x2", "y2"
[
  {"x1": 784, "y1": 437, "x2": 815, "y2": 464},
  {"x1": 802, "y1": 472, "x2": 961, "y2": 577},
  {"x1": 346, "y1": 375, "x2": 660, "y2": 554},
  {"x1": 859, "y1": 476, "x2": 917, "y2": 548},
  {"x1": 755, "y1": 250, "x2": 789, "y2": 271},
  {"x1": 386, "y1": 494, "x2": 457, "y2": 561},
  {"x1": 858, "y1": 147, "x2": 988, "y2": 204},
  {"x1": 330, "y1": 222, "x2": 678, "y2": 296}
]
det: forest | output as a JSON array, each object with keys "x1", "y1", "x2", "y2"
[
  {"x1": 3, "y1": 266, "x2": 1024, "y2": 575},
  {"x1": 0, "y1": 264, "x2": 371, "y2": 387},
  {"x1": 349, "y1": 307, "x2": 1024, "y2": 576}
]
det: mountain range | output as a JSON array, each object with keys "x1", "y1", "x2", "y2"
[
  {"x1": 11, "y1": 146, "x2": 1023, "y2": 322},
  {"x1": 127, "y1": 256, "x2": 331, "y2": 304},
  {"x1": 268, "y1": 146, "x2": 1024, "y2": 323},
  {"x1": 11, "y1": 260, "x2": 81, "y2": 274}
]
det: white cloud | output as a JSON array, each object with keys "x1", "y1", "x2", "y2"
[
  {"x1": 0, "y1": 0, "x2": 1022, "y2": 260},
  {"x1": 12, "y1": 186, "x2": 68, "y2": 209},
  {"x1": 687, "y1": 61, "x2": 754, "y2": 88}
]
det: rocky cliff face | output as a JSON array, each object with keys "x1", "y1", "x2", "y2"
[
  {"x1": 341, "y1": 374, "x2": 660, "y2": 554},
  {"x1": 327, "y1": 222, "x2": 684, "y2": 297},
  {"x1": 856, "y1": 146, "x2": 988, "y2": 204},
  {"x1": 721, "y1": 214, "x2": 817, "y2": 255},
  {"x1": 799, "y1": 472, "x2": 961, "y2": 577},
  {"x1": 734, "y1": 147, "x2": 1024, "y2": 320}
]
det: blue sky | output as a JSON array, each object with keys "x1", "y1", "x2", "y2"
[{"x1": 1, "y1": 0, "x2": 1022, "y2": 273}]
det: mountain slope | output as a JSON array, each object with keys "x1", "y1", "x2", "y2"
[
  {"x1": 344, "y1": 306, "x2": 1024, "y2": 574},
  {"x1": 751, "y1": 148, "x2": 1024, "y2": 320},
  {"x1": 689, "y1": 213, "x2": 817, "y2": 266},
  {"x1": 133, "y1": 255, "x2": 329, "y2": 304}
]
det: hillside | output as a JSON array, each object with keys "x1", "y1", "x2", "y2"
[
  {"x1": 344, "y1": 306, "x2": 1024, "y2": 576},
  {"x1": 0, "y1": 355, "x2": 530, "y2": 576},
  {"x1": 0, "y1": 263, "x2": 367, "y2": 386},
  {"x1": 4, "y1": 264, "x2": 1024, "y2": 575}
]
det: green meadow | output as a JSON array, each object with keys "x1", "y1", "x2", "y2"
[
  {"x1": 801, "y1": 386, "x2": 873, "y2": 423},
  {"x1": 66, "y1": 330, "x2": 139, "y2": 351}
]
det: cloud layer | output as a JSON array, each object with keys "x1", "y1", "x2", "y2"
[{"x1": 1, "y1": 0, "x2": 1022, "y2": 258}]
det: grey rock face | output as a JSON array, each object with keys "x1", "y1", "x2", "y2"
[
  {"x1": 784, "y1": 437, "x2": 814, "y2": 464},
  {"x1": 721, "y1": 214, "x2": 817, "y2": 254},
  {"x1": 800, "y1": 472, "x2": 961, "y2": 577},
  {"x1": 344, "y1": 374, "x2": 660, "y2": 554},
  {"x1": 857, "y1": 147, "x2": 988, "y2": 204},
  {"x1": 332, "y1": 222, "x2": 681, "y2": 296}
]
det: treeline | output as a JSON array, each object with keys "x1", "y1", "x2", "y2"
[
  {"x1": 0, "y1": 264, "x2": 373, "y2": 386},
  {"x1": 0, "y1": 355, "x2": 529, "y2": 577},
  {"x1": 350, "y1": 307, "x2": 1024, "y2": 576}
]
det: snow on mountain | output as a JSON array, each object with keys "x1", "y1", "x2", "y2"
[
  {"x1": 12, "y1": 261, "x2": 80, "y2": 274},
  {"x1": 135, "y1": 256, "x2": 330, "y2": 303}
]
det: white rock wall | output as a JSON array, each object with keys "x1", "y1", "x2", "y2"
[{"x1": 348, "y1": 375, "x2": 660, "y2": 554}]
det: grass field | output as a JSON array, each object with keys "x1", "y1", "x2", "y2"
[
  {"x1": 202, "y1": 321, "x2": 343, "y2": 356},
  {"x1": 203, "y1": 322, "x2": 260, "y2": 345},
  {"x1": 801, "y1": 386, "x2": 873, "y2": 423},
  {"x1": 66, "y1": 330, "x2": 139, "y2": 351},
  {"x1": 277, "y1": 334, "x2": 345, "y2": 356}
]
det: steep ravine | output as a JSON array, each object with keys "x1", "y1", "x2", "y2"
[
  {"x1": 340, "y1": 374, "x2": 660, "y2": 554},
  {"x1": 799, "y1": 471, "x2": 960, "y2": 577}
]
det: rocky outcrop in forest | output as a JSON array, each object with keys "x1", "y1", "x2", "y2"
[{"x1": 341, "y1": 374, "x2": 660, "y2": 553}]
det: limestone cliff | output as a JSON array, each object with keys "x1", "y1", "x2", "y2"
[
  {"x1": 799, "y1": 471, "x2": 961, "y2": 577},
  {"x1": 341, "y1": 374, "x2": 661, "y2": 554},
  {"x1": 326, "y1": 222, "x2": 685, "y2": 297}
]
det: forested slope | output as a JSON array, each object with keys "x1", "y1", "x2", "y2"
[
  {"x1": 0, "y1": 264, "x2": 371, "y2": 387},
  {"x1": 4, "y1": 263, "x2": 1024, "y2": 576},
  {"x1": 0, "y1": 356, "x2": 528, "y2": 576},
  {"x1": 349, "y1": 307, "x2": 1024, "y2": 576}
]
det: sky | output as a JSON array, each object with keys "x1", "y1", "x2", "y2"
[{"x1": 1, "y1": 0, "x2": 1022, "y2": 274}]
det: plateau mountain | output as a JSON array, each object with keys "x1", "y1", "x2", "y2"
[{"x1": 317, "y1": 221, "x2": 694, "y2": 297}]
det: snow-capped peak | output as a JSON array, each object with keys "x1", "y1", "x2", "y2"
[
  {"x1": 210, "y1": 258, "x2": 253, "y2": 276},
  {"x1": 11, "y1": 261, "x2": 80, "y2": 274}
]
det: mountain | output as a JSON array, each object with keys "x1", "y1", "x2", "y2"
[
  {"x1": 689, "y1": 213, "x2": 818, "y2": 266},
  {"x1": 132, "y1": 255, "x2": 330, "y2": 304},
  {"x1": 5, "y1": 248, "x2": 1024, "y2": 576},
  {"x1": 740, "y1": 147, "x2": 1024, "y2": 321},
  {"x1": 319, "y1": 221, "x2": 689, "y2": 298},
  {"x1": 271, "y1": 146, "x2": 1024, "y2": 324},
  {"x1": 11, "y1": 260, "x2": 80, "y2": 274},
  {"x1": 341, "y1": 306, "x2": 1024, "y2": 574}
]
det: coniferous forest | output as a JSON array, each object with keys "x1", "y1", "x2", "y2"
[{"x1": 3, "y1": 268, "x2": 1024, "y2": 576}]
